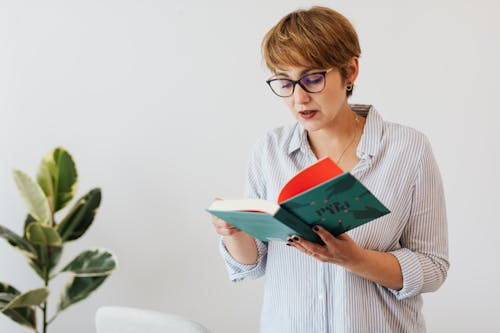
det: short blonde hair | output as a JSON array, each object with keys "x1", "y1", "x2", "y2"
[{"x1": 262, "y1": 6, "x2": 361, "y2": 96}]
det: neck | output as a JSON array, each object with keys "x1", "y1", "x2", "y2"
[
  {"x1": 308, "y1": 105, "x2": 358, "y2": 144},
  {"x1": 307, "y1": 105, "x2": 364, "y2": 163}
]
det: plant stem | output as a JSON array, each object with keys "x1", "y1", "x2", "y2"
[
  {"x1": 42, "y1": 245, "x2": 51, "y2": 333},
  {"x1": 42, "y1": 302, "x2": 47, "y2": 333},
  {"x1": 42, "y1": 282, "x2": 48, "y2": 333}
]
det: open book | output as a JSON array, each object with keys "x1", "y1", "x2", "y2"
[{"x1": 207, "y1": 157, "x2": 390, "y2": 243}]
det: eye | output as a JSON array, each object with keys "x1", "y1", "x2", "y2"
[
  {"x1": 302, "y1": 73, "x2": 324, "y2": 85},
  {"x1": 278, "y1": 80, "x2": 293, "y2": 89}
]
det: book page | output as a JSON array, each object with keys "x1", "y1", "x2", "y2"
[
  {"x1": 277, "y1": 157, "x2": 343, "y2": 204},
  {"x1": 208, "y1": 198, "x2": 280, "y2": 215}
]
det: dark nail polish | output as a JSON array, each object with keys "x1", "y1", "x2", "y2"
[
  {"x1": 286, "y1": 243, "x2": 291, "y2": 246},
  {"x1": 292, "y1": 236, "x2": 299, "y2": 241},
  {"x1": 313, "y1": 226, "x2": 319, "y2": 231}
]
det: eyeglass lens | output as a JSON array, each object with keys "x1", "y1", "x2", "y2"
[{"x1": 269, "y1": 72, "x2": 326, "y2": 97}]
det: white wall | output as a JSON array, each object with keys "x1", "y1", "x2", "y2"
[{"x1": 1, "y1": 0, "x2": 499, "y2": 332}]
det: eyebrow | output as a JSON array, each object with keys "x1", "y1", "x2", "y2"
[{"x1": 272, "y1": 68, "x2": 320, "y2": 79}]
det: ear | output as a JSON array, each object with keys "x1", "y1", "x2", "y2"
[{"x1": 346, "y1": 57, "x2": 359, "y2": 84}]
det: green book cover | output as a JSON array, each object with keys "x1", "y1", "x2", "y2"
[
  {"x1": 280, "y1": 172, "x2": 390, "y2": 237},
  {"x1": 207, "y1": 157, "x2": 390, "y2": 243}
]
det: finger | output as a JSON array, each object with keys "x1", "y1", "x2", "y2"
[
  {"x1": 289, "y1": 235, "x2": 327, "y2": 257},
  {"x1": 211, "y1": 217, "x2": 241, "y2": 236},
  {"x1": 217, "y1": 228, "x2": 239, "y2": 236},
  {"x1": 286, "y1": 235, "x2": 303, "y2": 250},
  {"x1": 312, "y1": 225, "x2": 338, "y2": 246},
  {"x1": 215, "y1": 225, "x2": 240, "y2": 236},
  {"x1": 288, "y1": 238, "x2": 331, "y2": 262},
  {"x1": 212, "y1": 219, "x2": 234, "y2": 228},
  {"x1": 291, "y1": 235, "x2": 343, "y2": 263},
  {"x1": 310, "y1": 251, "x2": 330, "y2": 262},
  {"x1": 287, "y1": 238, "x2": 309, "y2": 254},
  {"x1": 211, "y1": 216, "x2": 235, "y2": 228},
  {"x1": 214, "y1": 222, "x2": 241, "y2": 234},
  {"x1": 335, "y1": 232, "x2": 352, "y2": 242}
]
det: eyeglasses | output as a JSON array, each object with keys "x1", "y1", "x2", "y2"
[{"x1": 266, "y1": 68, "x2": 333, "y2": 97}]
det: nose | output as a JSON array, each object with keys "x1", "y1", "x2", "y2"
[{"x1": 293, "y1": 83, "x2": 310, "y2": 106}]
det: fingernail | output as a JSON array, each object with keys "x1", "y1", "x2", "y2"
[
  {"x1": 313, "y1": 226, "x2": 319, "y2": 232},
  {"x1": 287, "y1": 237, "x2": 293, "y2": 242},
  {"x1": 292, "y1": 236, "x2": 300, "y2": 241},
  {"x1": 286, "y1": 243, "x2": 292, "y2": 246}
]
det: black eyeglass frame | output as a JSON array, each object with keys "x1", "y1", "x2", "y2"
[{"x1": 265, "y1": 68, "x2": 334, "y2": 97}]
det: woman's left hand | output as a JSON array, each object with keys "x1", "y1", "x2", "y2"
[
  {"x1": 289, "y1": 225, "x2": 404, "y2": 290},
  {"x1": 288, "y1": 225, "x2": 365, "y2": 270}
]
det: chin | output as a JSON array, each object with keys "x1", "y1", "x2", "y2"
[{"x1": 300, "y1": 122, "x2": 324, "y2": 132}]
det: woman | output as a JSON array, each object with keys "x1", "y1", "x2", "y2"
[{"x1": 211, "y1": 6, "x2": 449, "y2": 333}]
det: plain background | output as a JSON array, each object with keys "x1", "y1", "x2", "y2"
[{"x1": 1, "y1": 0, "x2": 499, "y2": 332}]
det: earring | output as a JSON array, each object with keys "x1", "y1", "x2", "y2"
[{"x1": 346, "y1": 83, "x2": 353, "y2": 92}]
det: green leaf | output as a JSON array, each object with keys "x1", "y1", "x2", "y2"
[
  {"x1": 30, "y1": 252, "x2": 63, "y2": 281},
  {"x1": 22, "y1": 215, "x2": 63, "y2": 278},
  {"x1": 28, "y1": 245, "x2": 63, "y2": 280},
  {"x1": 0, "y1": 292, "x2": 15, "y2": 304},
  {"x1": 0, "y1": 224, "x2": 37, "y2": 259},
  {"x1": 12, "y1": 169, "x2": 52, "y2": 225},
  {"x1": 26, "y1": 223, "x2": 62, "y2": 246},
  {"x1": 57, "y1": 188, "x2": 101, "y2": 242},
  {"x1": 60, "y1": 248, "x2": 117, "y2": 277},
  {"x1": 23, "y1": 214, "x2": 37, "y2": 239},
  {"x1": 2, "y1": 287, "x2": 49, "y2": 311},
  {"x1": 57, "y1": 275, "x2": 108, "y2": 313},
  {"x1": 0, "y1": 282, "x2": 37, "y2": 329},
  {"x1": 0, "y1": 289, "x2": 15, "y2": 307},
  {"x1": 37, "y1": 159, "x2": 56, "y2": 214},
  {"x1": 37, "y1": 147, "x2": 78, "y2": 213}
]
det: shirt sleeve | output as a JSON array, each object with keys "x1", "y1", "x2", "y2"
[
  {"x1": 219, "y1": 236, "x2": 267, "y2": 282},
  {"x1": 218, "y1": 135, "x2": 269, "y2": 282},
  {"x1": 389, "y1": 137, "x2": 450, "y2": 300}
]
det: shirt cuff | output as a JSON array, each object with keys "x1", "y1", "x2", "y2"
[
  {"x1": 219, "y1": 236, "x2": 267, "y2": 282},
  {"x1": 389, "y1": 248, "x2": 424, "y2": 300}
]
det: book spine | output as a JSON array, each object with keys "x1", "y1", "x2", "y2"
[{"x1": 275, "y1": 208, "x2": 322, "y2": 243}]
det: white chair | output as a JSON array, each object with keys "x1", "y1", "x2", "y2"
[{"x1": 95, "y1": 306, "x2": 211, "y2": 333}]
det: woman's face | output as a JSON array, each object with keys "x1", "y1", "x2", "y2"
[{"x1": 274, "y1": 61, "x2": 357, "y2": 132}]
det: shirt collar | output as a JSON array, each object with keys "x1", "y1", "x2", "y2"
[
  {"x1": 287, "y1": 122, "x2": 308, "y2": 155},
  {"x1": 354, "y1": 104, "x2": 383, "y2": 159},
  {"x1": 287, "y1": 104, "x2": 384, "y2": 159}
]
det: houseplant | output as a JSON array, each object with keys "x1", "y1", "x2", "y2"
[{"x1": 0, "y1": 147, "x2": 117, "y2": 333}]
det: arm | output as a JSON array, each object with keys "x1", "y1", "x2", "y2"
[
  {"x1": 211, "y1": 134, "x2": 270, "y2": 281},
  {"x1": 212, "y1": 215, "x2": 268, "y2": 282},
  {"x1": 211, "y1": 215, "x2": 258, "y2": 265},
  {"x1": 387, "y1": 138, "x2": 449, "y2": 298}
]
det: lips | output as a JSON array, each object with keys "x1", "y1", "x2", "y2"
[{"x1": 298, "y1": 110, "x2": 318, "y2": 119}]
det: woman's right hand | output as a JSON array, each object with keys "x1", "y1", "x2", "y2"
[
  {"x1": 211, "y1": 215, "x2": 242, "y2": 237},
  {"x1": 210, "y1": 212, "x2": 259, "y2": 265}
]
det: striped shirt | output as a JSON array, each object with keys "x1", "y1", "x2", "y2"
[{"x1": 220, "y1": 105, "x2": 449, "y2": 333}]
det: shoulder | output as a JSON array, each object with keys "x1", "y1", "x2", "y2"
[
  {"x1": 360, "y1": 105, "x2": 433, "y2": 162},
  {"x1": 383, "y1": 121, "x2": 430, "y2": 149},
  {"x1": 379, "y1": 119, "x2": 435, "y2": 170}
]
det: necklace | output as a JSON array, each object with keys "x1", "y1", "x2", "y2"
[{"x1": 335, "y1": 115, "x2": 360, "y2": 164}]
